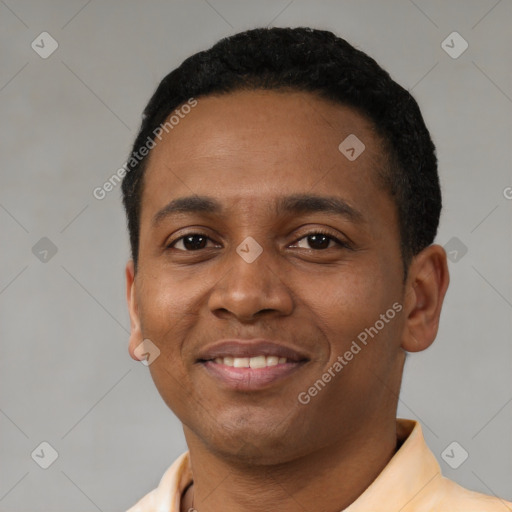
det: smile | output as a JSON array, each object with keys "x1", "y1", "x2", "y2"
[
  {"x1": 212, "y1": 355, "x2": 288, "y2": 368},
  {"x1": 200, "y1": 358, "x2": 308, "y2": 390}
]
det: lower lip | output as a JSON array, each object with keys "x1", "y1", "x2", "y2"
[{"x1": 200, "y1": 360, "x2": 307, "y2": 390}]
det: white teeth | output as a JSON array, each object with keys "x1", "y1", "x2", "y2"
[
  {"x1": 266, "y1": 356, "x2": 279, "y2": 366},
  {"x1": 212, "y1": 355, "x2": 289, "y2": 367},
  {"x1": 249, "y1": 355, "x2": 267, "y2": 369},
  {"x1": 233, "y1": 357, "x2": 250, "y2": 368}
]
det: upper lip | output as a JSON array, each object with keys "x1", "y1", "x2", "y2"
[{"x1": 196, "y1": 339, "x2": 310, "y2": 362}]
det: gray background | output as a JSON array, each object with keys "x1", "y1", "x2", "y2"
[{"x1": 1, "y1": 0, "x2": 511, "y2": 510}]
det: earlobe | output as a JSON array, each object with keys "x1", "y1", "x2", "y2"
[
  {"x1": 401, "y1": 244, "x2": 450, "y2": 353},
  {"x1": 126, "y1": 260, "x2": 142, "y2": 361}
]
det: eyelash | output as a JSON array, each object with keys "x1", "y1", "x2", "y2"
[{"x1": 167, "y1": 229, "x2": 351, "y2": 252}]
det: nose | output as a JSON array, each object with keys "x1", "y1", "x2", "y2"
[{"x1": 207, "y1": 238, "x2": 294, "y2": 322}]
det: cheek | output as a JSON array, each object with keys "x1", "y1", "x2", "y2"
[
  {"x1": 139, "y1": 270, "x2": 193, "y2": 326},
  {"x1": 308, "y1": 263, "x2": 401, "y2": 374},
  {"x1": 313, "y1": 267, "x2": 386, "y2": 334},
  {"x1": 136, "y1": 277, "x2": 192, "y2": 373},
  {"x1": 308, "y1": 272, "x2": 402, "y2": 411},
  {"x1": 138, "y1": 275, "x2": 199, "y2": 416}
]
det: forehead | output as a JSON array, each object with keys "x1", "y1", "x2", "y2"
[{"x1": 140, "y1": 89, "x2": 390, "y2": 225}]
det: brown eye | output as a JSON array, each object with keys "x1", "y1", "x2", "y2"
[
  {"x1": 293, "y1": 231, "x2": 350, "y2": 250},
  {"x1": 169, "y1": 233, "x2": 214, "y2": 251},
  {"x1": 299, "y1": 233, "x2": 333, "y2": 250}
]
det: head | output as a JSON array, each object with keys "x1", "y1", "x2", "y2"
[{"x1": 122, "y1": 27, "x2": 449, "y2": 463}]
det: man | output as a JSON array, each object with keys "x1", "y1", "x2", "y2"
[{"x1": 122, "y1": 27, "x2": 511, "y2": 511}]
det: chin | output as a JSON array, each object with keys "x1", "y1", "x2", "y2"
[
  {"x1": 201, "y1": 418, "x2": 309, "y2": 466},
  {"x1": 213, "y1": 437, "x2": 304, "y2": 466}
]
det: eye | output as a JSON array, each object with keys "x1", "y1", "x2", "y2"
[
  {"x1": 168, "y1": 233, "x2": 219, "y2": 251},
  {"x1": 292, "y1": 230, "x2": 350, "y2": 250}
]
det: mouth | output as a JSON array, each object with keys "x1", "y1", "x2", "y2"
[{"x1": 196, "y1": 340, "x2": 310, "y2": 391}]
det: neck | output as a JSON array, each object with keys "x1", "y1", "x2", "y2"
[{"x1": 180, "y1": 418, "x2": 398, "y2": 512}]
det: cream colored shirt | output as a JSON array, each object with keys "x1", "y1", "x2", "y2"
[{"x1": 127, "y1": 418, "x2": 512, "y2": 511}]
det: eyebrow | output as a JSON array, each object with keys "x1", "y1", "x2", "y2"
[{"x1": 152, "y1": 193, "x2": 365, "y2": 227}]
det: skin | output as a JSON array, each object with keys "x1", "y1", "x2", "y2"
[{"x1": 125, "y1": 89, "x2": 450, "y2": 512}]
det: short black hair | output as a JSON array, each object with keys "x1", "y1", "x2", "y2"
[{"x1": 121, "y1": 26, "x2": 441, "y2": 278}]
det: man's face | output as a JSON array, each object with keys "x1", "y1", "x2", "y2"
[{"x1": 127, "y1": 90, "x2": 408, "y2": 463}]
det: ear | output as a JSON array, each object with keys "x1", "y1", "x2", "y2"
[
  {"x1": 126, "y1": 259, "x2": 143, "y2": 361},
  {"x1": 401, "y1": 244, "x2": 450, "y2": 352}
]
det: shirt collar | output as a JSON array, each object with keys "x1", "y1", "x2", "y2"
[{"x1": 342, "y1": 418, "x2": 442, "y2": 511}]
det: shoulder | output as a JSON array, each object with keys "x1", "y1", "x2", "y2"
[
  {"x1": 124, "y1": 452, "x2": 191, "y2": 512},
  {"x1": 125, "y1": 488, "x2": 157, "y2": 512},
  {"x1": 435, "y1": 475, "x2": 512, "y2": 511}
]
